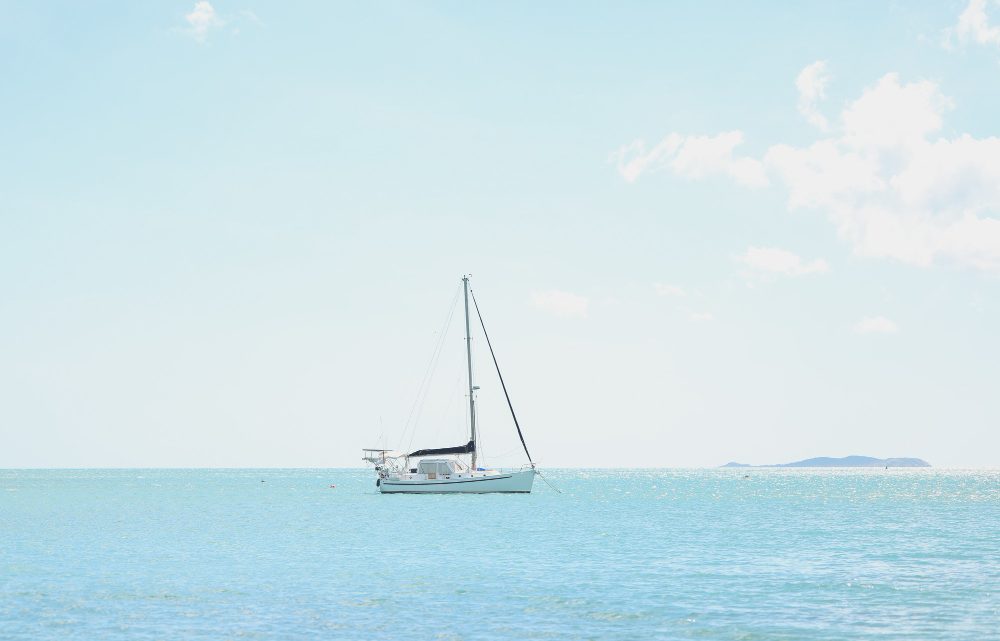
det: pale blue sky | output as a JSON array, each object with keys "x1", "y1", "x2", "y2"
[{"x1": 2, "y1": 1, "x2": 998, "y2": 468}]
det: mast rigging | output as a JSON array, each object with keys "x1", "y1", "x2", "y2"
[{"x1": 470, "y1": 288, "x2": 534, "y2": 467}]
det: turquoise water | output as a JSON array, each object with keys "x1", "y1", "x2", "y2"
[{"x1": 2, "y1": 469, "x2": 998, "y2": 640}]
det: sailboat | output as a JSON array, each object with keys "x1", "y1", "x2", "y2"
[{"x1": 362, "y1": 276, "x2": 537, "y2": 494}]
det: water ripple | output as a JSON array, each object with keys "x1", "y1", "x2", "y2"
[{"x1": 1, "y1": 468, "x2": 997, "y2": 640}]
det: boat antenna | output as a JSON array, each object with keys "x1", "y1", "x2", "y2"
[
  {"x1": 462, "y1": 275, "x2": 478, "y2": 470},
  {"x1": 469, "y1": 288, "x2": 534, "y2": 467}
]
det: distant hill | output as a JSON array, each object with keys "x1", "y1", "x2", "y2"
[{"x1": 722, "y1": 456, "x2": 930, "y2": 468}]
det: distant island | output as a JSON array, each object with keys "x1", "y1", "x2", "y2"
[{"x1": 722, "y1": 455, "x2": 930, "y2": 468}]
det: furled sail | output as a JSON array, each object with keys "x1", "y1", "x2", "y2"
[{"x1": 407, "y1": 440, "x2": 476, "y2": 458}]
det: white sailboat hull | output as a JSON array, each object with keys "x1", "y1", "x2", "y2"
[{"x1": 378, "y1": 469, "x2": 535, "y2": 494}]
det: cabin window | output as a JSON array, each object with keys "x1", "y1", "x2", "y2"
[{"x1": 416, "y1": 460, "x2": 459, "y2": 478}]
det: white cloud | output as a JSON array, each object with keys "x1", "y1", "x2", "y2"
[
  {"x1": 796, "y1": 61, "x2": 831, "y2": 130},
  {"x1": 611, "y1": 131, "x2": 768, "y2": 188},
  {"x1": 854, "y1": 316, "x2": 898, "y2": 334},
  {"x1": 769, "y1": 73, "x2": 1000, "y2": 272},
  {"x1": 950, "y1": 0, "x2": 1000, "y2": 47},
  {"x1": 840, "y1": 74, "x2": 952, "y2": 151},
  {"x1": 239, "y1": 9, "x2": 264, "y2": 25},
  {"x1": 531, "y1": 290, "x2": 589, "y2": 318},
  {"x1": 185, "y1": 1, "x2": 224, "y2": 43},
  {"x1": 689, "y1": 311, "x2": 714, "y2": 322},
  {"x1": 738, "y1": 246, "x2": 830, "y2": 278},
  {"x1": 616, "y1": 70, "x2": 1000, "y2": 274},
  {"x1": 612, "y1": 136, "x2": 680, "y2": 183},
  {"x1": 653, "y1": 283, "x2": 685, "y2": 297}
]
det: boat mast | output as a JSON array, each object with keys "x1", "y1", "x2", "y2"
[{"x1": 463, "y1": 275, "x2": 477, "y2": 470}]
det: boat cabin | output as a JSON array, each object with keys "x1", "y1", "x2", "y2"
[{"x1": 416, "y1": 458, "x2": 469, "y2": 479}]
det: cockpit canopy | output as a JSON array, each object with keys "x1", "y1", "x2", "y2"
[{"x1": 417, "y1": 459, "x2": 468, "y2": 476}]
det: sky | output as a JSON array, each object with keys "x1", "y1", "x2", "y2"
[{"x1": 2, "y1": 1, "x2": 999, "y2": 468}]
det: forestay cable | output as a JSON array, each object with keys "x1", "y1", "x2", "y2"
[{"x1": 469, "y1": 289, "x2": 533, "y2": 467}]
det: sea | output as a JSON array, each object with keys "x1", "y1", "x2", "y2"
[{"x1": 1, "y1": 468, "x2": 998, "y2": 640}]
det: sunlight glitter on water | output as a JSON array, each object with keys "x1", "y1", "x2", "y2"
[{"x1": 1, "y1": 468, "x2": 997, "y2": 640}]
